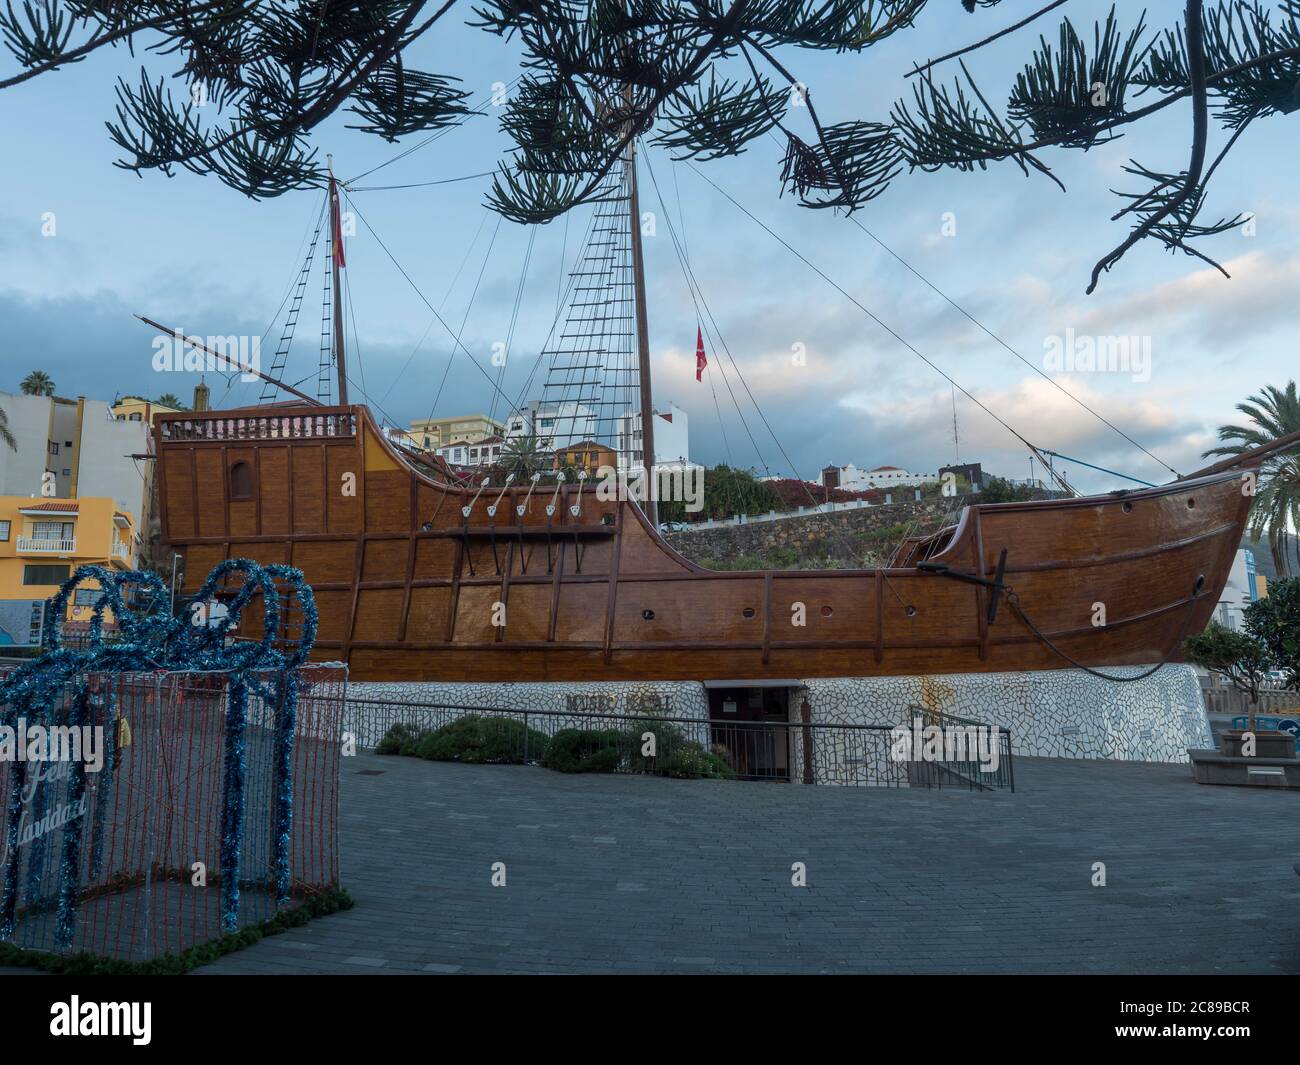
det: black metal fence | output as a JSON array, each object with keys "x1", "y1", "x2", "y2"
[
  {"x1": 343, "y1": 697, "x2": 1014, "y2": 791},
  {"x1": 903, "y1": 705, "x2": 1015, "y2": 792}
]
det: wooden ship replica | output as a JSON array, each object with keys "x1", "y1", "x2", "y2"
[{"x1": 145, "y1": 153, "x2": 1296, "y2": 685}]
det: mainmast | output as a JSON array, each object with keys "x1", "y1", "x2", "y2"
[
  {"x1": 625, "y1": 116, "x2": 657, "y2": 525},
  {"x1": 327, "y1": 156, "x2": 350, "y2": 407}
]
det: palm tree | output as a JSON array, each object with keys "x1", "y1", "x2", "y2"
[
  {"x1": 19, "y1": 370, "x2": 54, "y2": 396},
  {"x1": 501, "y1": 434, "x2": 547, "y2": 479},
  {"x1": 0, "y1": 407, "x2": 16, "y2": 452},
  {"x1": 154, "y1": 393, "x2": 187, "y2": 410},
  {"x1": 1203, "y1": 381, "x2": 1300, "y2": 575}
]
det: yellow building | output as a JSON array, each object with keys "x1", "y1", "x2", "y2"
[
  {"x1": 405, "y1": 413, "x2": 504, "y2": 452},
  {"x1": 111, "y1": 396, "x2": 182, "y2": 425},
  {"x1": 0, "y1": 497, "x2": 136, "y2": 636},
  {"x1": 554, "y1": 440, "x2": 618, "y2": 477}
]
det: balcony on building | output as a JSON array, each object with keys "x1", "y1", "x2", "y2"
[
  {"x1": 111, "y1": 512, "x2": 133, "y2": 565},
  {"x1": 16, "y1": 534, "x2": 76, "y2": 554},
  {"x1": 16, "y1": 502, "x2": 79, "y2": 556}
]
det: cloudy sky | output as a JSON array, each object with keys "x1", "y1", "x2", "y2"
[{"x1": 1, "y1": 1, "x2": 1296, "y2": 494}]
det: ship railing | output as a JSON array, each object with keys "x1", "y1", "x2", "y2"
[
  {"x1": 159, "y1": 410, "x2": 357, "y2": 442},
  {"x1": 341, "y1": 697, "x2": 1015, "y2": 791}
]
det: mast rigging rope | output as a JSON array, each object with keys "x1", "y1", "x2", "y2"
[{"x1": 687, "y1": 161, "x2": 1075, "y2": 496}]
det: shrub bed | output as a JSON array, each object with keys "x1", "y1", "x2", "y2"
[
  {"x1": 540, "y1": 728, "x2": 626, "y2": 773},
  {"x1": 376, "y1": 714, "x2": 737, "y2": 780},
  {"x1": 377, "y1": 714, "x2": 549, "y2": 764},
  {"x1": 375, "y1": 722, "x2": 426, "y2": 756}
]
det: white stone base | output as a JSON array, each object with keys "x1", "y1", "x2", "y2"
[
  {"x1": 793, "y1": 666, "x2": 1211, "y2": 763},
  {"x1": 346, "y1": 664, "x2": 1210, "y2": 764}
]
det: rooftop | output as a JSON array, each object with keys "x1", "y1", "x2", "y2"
[{"x1": 18, "y1": 500, "x2": 80, "y2": 513}]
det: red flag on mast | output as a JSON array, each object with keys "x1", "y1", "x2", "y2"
[
  {"x1": 330, "y1": 177, "x2": 347, "y2": 269},
  {"x1": 694, "y1": 325, "x2": 707, "y2": 381}
]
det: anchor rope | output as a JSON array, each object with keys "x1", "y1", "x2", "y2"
[{"x1": 1005, "y1": 579, "x2": 1206, "y2": 683}]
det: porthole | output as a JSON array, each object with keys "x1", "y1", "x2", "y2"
[
  {"x1": 742, "y1": 607, "x2": 756, "y2": 619},
  {"x1": 821, "y1": 605, "x2": 833, "y2": 618},
  {"x1": 641, "y1": 609, "x2": 655, "y2": 621},
  {"x1": 905, "y1": 605, "x2": 917, "y2": 617},
  {"x1": 601, "y1": 512, "x2": 615, "y2": 525},
  {"x1": 1187, "y1": 497, "x2": 1196, "y2": 509},
  {"x1": 1122, "y1": 501, "x2": 1133, "y2": 513}
]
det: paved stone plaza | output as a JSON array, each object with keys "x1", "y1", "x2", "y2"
[{"x1": 190, "y1": 751, "x2": 1300, "y2": 975}]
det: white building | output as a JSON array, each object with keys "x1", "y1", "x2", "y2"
[
  {"x1": 436, "y1": 435, "x2": 505, "y2": 469},
  {"x1": 505, "y1": 400, "x2": 597, "y2": 451},
  {"x1": 0, "y1": 389, "x2": 149, "y2": 535},
  {"x1": 615, "y1": 402, "x2": 698, "y2": 472},
  {"x1": 826, "y1": 464, "x2": 938, "y2": 491},
  {"x1": 1215, "y1": 548, "x2": 1263, "y2": 632}
]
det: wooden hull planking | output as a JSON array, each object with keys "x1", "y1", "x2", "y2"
[{"x1": 154, "y1": 405, "x2": 1249, "y2": 682}]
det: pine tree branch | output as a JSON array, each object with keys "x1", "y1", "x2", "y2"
[
  {"x1": 1087, "y1": 0, "x2": 1208, "y2": 293},
  {"x1": 0, "y1": 0, "x2": 232, "y2": 90},
  {"x1": 907, "y1": 0, "x2": 1071, "y2": 79}
]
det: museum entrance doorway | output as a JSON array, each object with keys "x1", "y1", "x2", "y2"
[{"x1": 704, "y1": 682, "x2": 798, "y2": 781}]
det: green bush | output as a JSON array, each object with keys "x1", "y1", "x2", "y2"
[
  {"x1": 376, "y1": 722, "x2": 425, "y2": 756},
  {"x1": 414, "y1": 714, "x2": 549, "y2": 764},
  {"x1": 541, "y1": 728, "x2": 626, "y2": 773},
  {"x1": 622, "y1": 717, "x2": 690, "y2": 772},
  {"x1": 659, "y1": 744, "x2": 736, "y2": 780},
  {"x1": 379, "y1": 713, "x2": 737, "y2": 782}
]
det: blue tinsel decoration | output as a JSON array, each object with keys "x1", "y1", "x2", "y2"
[
  {"x1": 53, "y1": 689, "x2": 89, "y2": 950},
  {"x1": 87, "y1": 694, "x2": 118, "y2": 882},
  {"x1": 271, "y1": 671, "x2": 298, "y2": 905},
  {"x1": 0, "y1": 559, "x2": 318, "y2": 948}
]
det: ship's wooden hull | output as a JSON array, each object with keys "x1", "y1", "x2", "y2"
[{"x1": 154, "y1": 405, "x2": 1249, "y2": 682}]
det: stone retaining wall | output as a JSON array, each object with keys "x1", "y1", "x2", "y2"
[{"x1": 662, "y1": 498, "x2": 954, "y2": 564}]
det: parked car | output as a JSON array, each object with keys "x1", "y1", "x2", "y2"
[{"x1": 658, "y1": 521, "x2": 688, "y2": 532}]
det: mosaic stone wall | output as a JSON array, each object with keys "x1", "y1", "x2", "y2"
[
  {"x1": 344, "y1": 679, "x2": 709, "y2": 749},
  {"x1": 792, "y1": 665, "x2": 1211, "y2": 763},
  {"x1": 345, "y1": 664, "x2": 1211, "y2": 765},
  {"x1": 785, "y1": 720, "x2": 909, "y2": 787}
]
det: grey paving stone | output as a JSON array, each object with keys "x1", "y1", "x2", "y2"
[{"x1": 180, "y1": 752, "x2": 1300, "y2": 974}]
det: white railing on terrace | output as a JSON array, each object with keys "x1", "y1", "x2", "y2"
[
  {"x1": 671, "y1": 496, "x2": 927, "y2": 533},
  {"x1": 111, "y1": 538, "x2": 131, "y2": 562},
  {"x1": 17, "y1": 536, "x2": 76, "y2": 554},
  {"x1": 159, "y1": 411, "x2": 357, "y2": 442}
]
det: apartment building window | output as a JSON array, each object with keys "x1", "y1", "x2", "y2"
[
  {"x1": 73, "y1": 588, "x2": 105, "y2": 609},
  {"x1": 32, "y1": 521, "x2": 74, "y2": 541},
  {"x1": 0, "y1": 520, "x2": 9, "y2": 541},
  {"x1": 24, "y1": 564, "x2": 71, "y2": 585}
]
